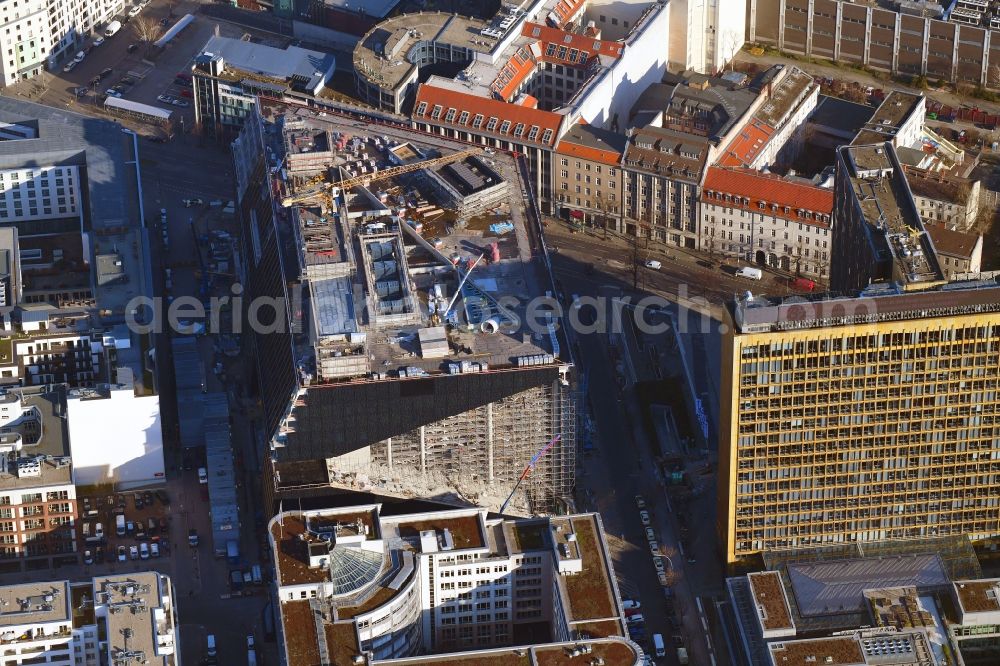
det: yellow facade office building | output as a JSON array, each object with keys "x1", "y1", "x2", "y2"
[{"x1": 718, "y1": 143, "x2": 1000, "y2": 566}]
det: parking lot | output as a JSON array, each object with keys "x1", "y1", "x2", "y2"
[
  {"x1": 9, "y1": 0, "x2": 290, "y2": 137},
  {"x1": 76, "y1": 489, "x2": 175, "y2": 567}
]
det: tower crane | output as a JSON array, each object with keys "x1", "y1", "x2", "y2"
[{"x1": 280, "y1": 147, "x2": 481, "y2": 208}]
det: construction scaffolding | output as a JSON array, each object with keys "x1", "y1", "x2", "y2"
[{"x1": 326, "y1": 379, "x2": 577, "y2": 516}]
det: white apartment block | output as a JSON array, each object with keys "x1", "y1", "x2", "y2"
[
  {"x1": 0, "y1": 165, "x2": 82, "y2": 223},
  {"x1": 270, "y1": 505, "x2": 635, "y2": 664},
  {"x1": 0, "y1": 0, "x2": 124, "y2": 86},
  {"x1": 699, "y1": 166, "x2": 833, "y2": 278},
  {"x1": 0, "y1": 572, "x2": 178, "y2": 666}
]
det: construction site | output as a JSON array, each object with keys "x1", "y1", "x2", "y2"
[{"x1": 241, "y1": 109, "x2": 576, "y2": 516}]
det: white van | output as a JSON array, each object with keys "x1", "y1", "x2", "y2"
[
  {"x1": 653, "y1": 633, "x2": 666, "y2": 657},
  {"x1": 115, "y1": 514, "x2": 126, "y2": 537},
  {"x1": 206, "y1": 634, "x2": 217, "y2": 657},
  {"x1": 736, "y1": 266, "x2": 763, "y2": 280}
]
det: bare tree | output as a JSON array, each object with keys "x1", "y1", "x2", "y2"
[
  {"x1": 989, "y1": 63, "x2": 1000, "y2": 91},
  {"x1": 721, "y1": 28, "x2": 744, "y2": 72},
  {"x1": 131, "y1": 16, "x2": 161, "y2": 47}
]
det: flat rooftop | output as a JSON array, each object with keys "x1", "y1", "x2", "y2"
[
  {"x1": 753, "y1": 66, "x2": 815, "y2": 128},
  {"x1": 748, "y1": 571, "x2": 794, "y2": 631},
  {"x1": 841, "y1": 143, "x2": 944, "y2": 286},
  {"x1": 353, "y1": 13, "x2": 491, "y2": 94},
  {"x1": 853, "y1": 91, "x2": 924, "y2": 146},
  {"x1": 955, "y1": 579, "x2": 1000, "y2": 614},
  {"x1": 731, "y1": 276, "x2": 1000, "y2": 333},
  {"x1": 768, "y1": 636, "x2": 866, "y2": 666},
  {"x1": 556, "y1": 516, "x2": 617, "y2": 622},
  {"x1": 0, "y1": 387, "x2": 72, "y2": 491},
  {"x1": 93, "y1": 573, "x2": 169, "y2": 666},
  {"x1": 0, "y1": 580, "x2": 70, "y2": 628},
  {"x1": 197, "y1": 36, "x2": 335, "y2": 93}
]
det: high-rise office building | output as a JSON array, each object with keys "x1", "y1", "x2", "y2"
[{"x1": 718, "y1": 141, "x2": 1000, "y2": 566}]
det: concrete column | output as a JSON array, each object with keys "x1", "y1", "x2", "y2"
[
  {"x1": 778, "y1": 0, "x2": 786, "y2": 51},
  {"x1": 805, "y1": 0, "x2": 814, "y2": 56},
  {"x1": 953, "y1": 23, "x2": 961, "y2": 85},
  {"x1": 892, "y1": 14, "x2": 901, "y2": 75},
  {"x1": 420, "y1": 426, "x2": 426, "y2": 474},
  {"x1": 749, "y1": 0, "x2": 758, "y2": 42},
  {"x1": 921, "y1": 17, "x2": 929, "y2": 76},
  {"x1": 386, "y1": 437, "x2": 393, "y2": 470},
  {"x1": 862, "y1": 6, "x2": 871, "y2": 66},
  {"x1": 487, "y1": 402, "x2": 494, "y2": 480},
  {"x1": 982, "y1": 29, "x2": 991, "y2": 88},
  {"x1": 834, "y1": 3, "x2": 843, "y2": 61}
]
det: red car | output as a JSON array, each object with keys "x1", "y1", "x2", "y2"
[{"x1": 180, "y1": 89, "x2": 192, "y2": 98}]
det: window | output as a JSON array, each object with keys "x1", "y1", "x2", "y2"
[
  {"x1": 499, "y1": 120, "x2": 511, "y2": 134},
  {"x1": 542, "y1": 129, "x2": 554, "y2": 144},
  {"x1": 415, "y1": 102, "x2": 427, "y2": 115},
  {"x1": 444, "y1": 108, "x2": 457, "y2": 122},
  {"x1": 513, "y1": 123, "x2": 525, "y2": 137},
  {"x1": 472, "y1": 114, "x2": 484, "y2": 128},
  {"x1": 486, "y1": 117, "x2": 499, "y2": 131},
  {"x1": 430, "y1": 105, "x2": 443, "y2": 119},
  {"x1": 458, "y1": 111, "x2": 470, "y2": 124}
]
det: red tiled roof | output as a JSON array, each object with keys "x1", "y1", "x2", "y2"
[
  {"x1": 701, "y1": 166, "x2": 832, "y2": 227},
  {"x1": 493, "y1": 45, "x2": 539, "y2": 101},
  {"x1": 556, "y1": 140, "x2": 621, "y2": 166},
  {"x1": 551, "y1": 0, "x2": 587, "y2": 25},
  {"x1": 717, "y1": 118, "x2": 774, "y2": 168},
  {"x1": 412, "y1": 84, "x2": 564, "y2": 147}
]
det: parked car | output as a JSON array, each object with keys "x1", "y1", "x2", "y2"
[
  {"x1": 180, "y1": 89, "x2": 192, "y2": 98},
  {"x1": 105, "y1": 88, "x2": 122, "y2": 98},
  {"x1": 126, "y1": 520, "x2": 135, "y2": 534},
  {"x1": 63, "y1": 61, "x2": 78, "y2": 73},
  {"x1": 639, "y1": 510, "x2": 651, "y2": 526},
  {"x1": 622, "y1": 599, "x2": 641, "y2": 610},
  {"x1": 117, "y1": 545, "x2": 127, "y2": 562},
  {"x1": 157, "y1": 94, "x2": 174, "y2": 104},
  {"x1": 198, "y1": 467, "x2": 208, "y2": 484},
  {"x1": 129, "y1": 545, "x2": 139, "y2": 560},
  {"x1": 171, "y1": 99, "x2": 189, "y2": 108},
  {"x1": 139, "y1": 543, "x2": 150, "y2": 560},
  {"x1": 150, "y1": 542, "x2": 160, "y2": 558},
  {"x1": 99, "y1": 67, "x2": 113, "y2": 79},
  {"x1": 133, "y1": 493, "x2": 143, "y2": 510},
  {"x1": 644, "y1": 259, "x2": 662, "y2": 270},
  {"x1": 183, "y1": 198, "x2": 204, "y2": 207},
  {"x1": 83, "y1": 550, "x2": 94, "y2": 565},
  {"x1": 634, "y1": 495, "x2": 646, "y2": 509},
  {"x1": 645, "y1": 527, "x2": 656, "y2": 541},
  {"x1": 74, "y1": 51, "x2": 86, "y2": 63},
  {"x1": 93, "y1": 37, "x2": 105, "y2": 47},
  {"x1": 649, "y1": 540, "x2": 659, "y2": 553}
]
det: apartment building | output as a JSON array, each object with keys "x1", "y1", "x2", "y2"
[
  {"x1": 269, "y1": 504, "x2": 637, "y2": 664},
  {"x1": 0, "y1": 572, "x2": 178, "y2": 666},
  {"x1": 621, "y1": 125, "x2": 710, "y2": 245},
  {"x1": 747, "y1": 0, "x2": 1000, "y2": 88},
  {"x1": 904, "y1": 166, "x2": 982, "y2": 231},
  {"x1": 925, "y1": 224, "x2": 983, "y2": 278},
  {"x1": 698, "y1": 166, "x2": 832, "y2": 277},
  {"x1": 553, "y1": 122, "x2": 626, "y2": 227},
  {"x1": 0, "y1": 386, "x2": 75, "y2": 568},
  {"x1": 192, "y1": 36, "x2": 335, "y2": 138},
  {"x1": 0, "y1": 0, "x2": 124, "y2": 86}
]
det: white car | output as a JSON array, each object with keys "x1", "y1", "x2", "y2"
[
  {"x1": 247, "y1": 635, "x2": 255, "y2": 649},
  {"x1": 639, "y1": 510, "x2": 651, "y2": 526},
  {"x1": 198, "y1": 467, "x2": 208, "y2": 484},
  {"x1": 129, "y1": 545, "x2": 139, "y2": 560},
  {"x1": 74, "y1": 51, "x2": 86, "y2": 63},
  {"x1": 128, "y1": 5, "x2": 141, "y2": 17},
  {"x1": 622, "y1": 599, "x2": 641, "y2": 610},
  {"x1": 644, "y1": 259, "x2": 662, "y2": 270},
  {"x1": 63, "y1": 61, "x2": 78, "y2": 73},
  {"x1": 634, "y1": 495, "x2": 646, "y2": 509},
  {"x1": 92, "y1": 37, "x2": 105, "y2": 47},
  {"x1": 150, "y1": 542, "x2": 160, "y2": 558},
  {"x1": 649, "y1": 541, "x2": 659, "y2": 554},
  {"x1": 139, "y1": 542, "x2": 150, "y2": 560},
  {"x1": 645, "y1": 527, "x2": 656, "y2": 541}
]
